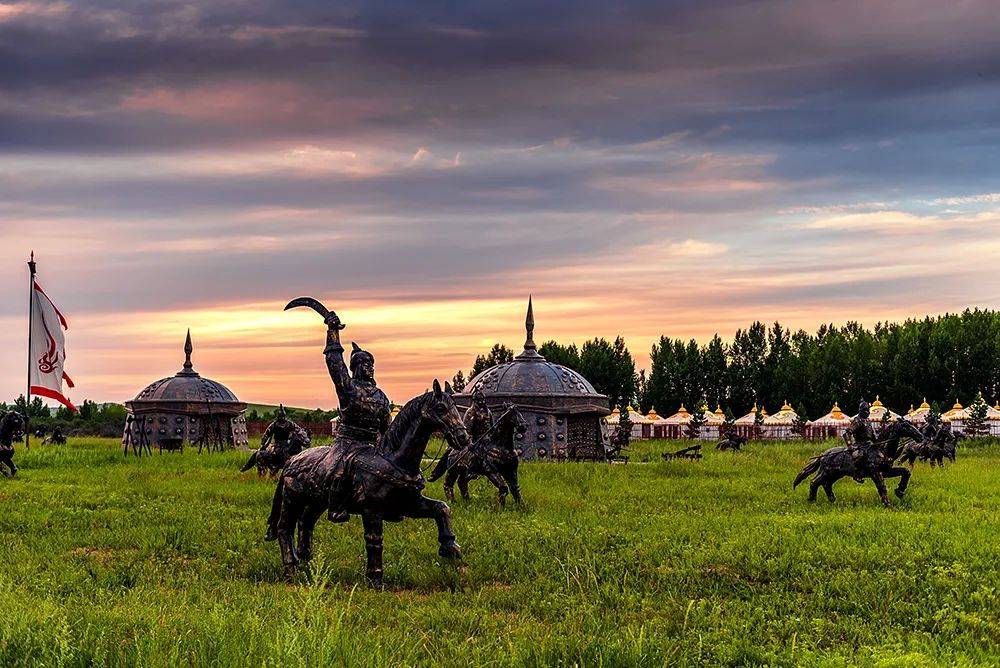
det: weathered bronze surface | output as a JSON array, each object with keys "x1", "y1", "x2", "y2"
[
  {"x1": 0, "y1": 411, "x2": 25, "y2": 476},
  {"x1": 429, "y1": 402, "x2": 528, "y2": 506},
  {"x1": 271, "y1": 298, "x2": 471, "y2": 587},
  {"x1": 123, "y1": 331, "x2": 248, "y2": 454},
  {"x1": 241, "y1": 406, "x2": 311, "y2": 475},
  {"x1": 454, "y1": 299, "x2": 610, "y2": 460},
  {"x1": 794, "y1": 415, "x2": 922, "y2": 506}
]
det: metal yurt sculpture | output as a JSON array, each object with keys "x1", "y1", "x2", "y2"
[
  {"x1": 123, "y1": 331, "x2": 248, "y2": 455},
  {"x1": 454, "y1": 298, "x2": 611, "y2": 460}
]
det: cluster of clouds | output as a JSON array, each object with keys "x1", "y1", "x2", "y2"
[{"x1": 2, "y1": 0, "x2": 999, "y2": 404}]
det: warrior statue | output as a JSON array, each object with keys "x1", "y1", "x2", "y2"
[
  {"x1": 270, "y1": 297, "x2": 470, "y2": 586},
  {"x1": 0, "y1": 411, "x2": 26, "y2": 476},
  {"x1": 795, "y1": 402, "x2": 922, "y2": 506},
  {"x1": 241, "y1": 405, "x2": 311, "y2": 475},
  {"x1": 428, "y1": 387, "x2": 492, "y2": 482},
  {"x1": 464, "y1": 388, "x2": 494, "y2": 443},
  {"x1": 318, "y1": 310, "x2": 391, "y2": 521}
]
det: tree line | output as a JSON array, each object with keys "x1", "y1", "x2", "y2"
[{"x1": 458, "y1": 309, "x2": 1000, "y2": 420}]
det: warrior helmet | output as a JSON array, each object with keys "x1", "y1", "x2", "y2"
[
  {"x1": 472, "y1": 388, "x2": 487, "y2": 405},
  {"x1": 858, "y1": 399, "x2": 871, "y2": 416},
  {"x1": 350, "y1": 342, "x2": 375, "y2": 374},
  {"x1": 276, "y1": 404, "x2": 287, "y2": 419}
]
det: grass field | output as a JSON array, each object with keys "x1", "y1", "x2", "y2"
[{"x1": 0, "y1": 437, "x2": 997, "y2": 666}]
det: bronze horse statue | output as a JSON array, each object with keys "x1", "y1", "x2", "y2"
[
  {"x1": 241, "y1": 408, "x2": 311, "y2": 476},
  {"x1": 899, "y1": 426, "x2": 962, "y2": 468},
  {"x1": 0, "y1": 411, "x2": 26, "y2": 477},
  {"x1": 716, "y1": 431, "x2": 748, "y2": 452},
  {"x1": 429, "y1": 402, "x2": 528, "y2": 506},
  {"x1": 794, "y1": 417, "x2": 924, "y2": 506},
  {"x1": 267, "y1": 380, "x2": 471, "y2": 586}
]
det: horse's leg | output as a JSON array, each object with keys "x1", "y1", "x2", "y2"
[
  {"x1": 361, "y1": 513, "x2": 384, "y2": 588},
  {"x1": 443, "y1": 468, "x2": 457, "y2": 502},
  {"x1": 276, "y1": 488, "x2": 305, "y2": 571},
  {"x1": 408, "y1": 496, "x2": 462, "y2": 560},
  {"x1": 296, "y1": 503, "x2": 325, "y2": 564},
  {"x1": 808, "y1": 472, "x2": 822, "y2": 502},
  {"x1": 483, "y1": 469, "x2": 509, "y2": 507},
  {"x1": 822, "y1": 478, "x2": 836, "y2": 503},
  {"x1": 457, "y1": 472, "x2": 471, "y2": 501},
  {"x1": 870, "y1": 472, "x2": 890, "y2": 507},
  {"x1": 504, "y1": 461, "x2": 523, "y2": 505},
  {"x1": 884, "y1": 466, "x2": 910, "y2": 499}
]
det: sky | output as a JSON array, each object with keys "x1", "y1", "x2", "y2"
[{"x1": 2, "y1": 0, "x2": 1000, "y2": 409}]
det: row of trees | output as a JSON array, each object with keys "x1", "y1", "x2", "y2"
[
  {"x1": 0, "y1": 397, "x2": 127, "y2": 437},
  {"x1": 459, "y1": 309, "x2": 1000, "y2": 419}
]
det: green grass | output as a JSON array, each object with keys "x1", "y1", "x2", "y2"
[{"x1": 0, "y1": 438, "x2": 997, "y2": 666}]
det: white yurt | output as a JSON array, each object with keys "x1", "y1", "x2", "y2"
[
  {"x1": 907, "y1": 398, "x2": 932, "y2": 425},
  {"x1": 808, "y1": 402, "x2": 851, "y2": 438},
  {"x1": 864, "y1": 396, "x2": 900, "y2": 424},
  {"x1": 733, "y1": 403, "x2": 767, "y2": 438},
  {"x1": 697, "y1": 403, "x2": 725, "y2": 440},
  {"x1": 941, "y1": 399, "x2": 967, "y2": 429},
  {"x1": 764, "y1": 400, "x2": 801, "y2": 439}
]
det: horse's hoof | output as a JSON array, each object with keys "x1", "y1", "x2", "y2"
[
  {"x1": 366, "y1": 573, "x2": 384, "y2": 589},
  {"x1": 439, "y1": 542, "x2": 463, "y2": 560},
  {"x1": 894, "y1": 489, "x2": 905, "y2": 500}
]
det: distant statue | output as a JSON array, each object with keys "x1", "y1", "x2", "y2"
[
  {"x1": 429, "y1": 402, "x2": 528, "y2": 506},
  {"x1": 0, "y1": 411, "x2": 26, "y2": 476},
  {"x1": 43, "y1": 426, "x2": 66, "y2": 445},
  {"x1": 241, "y1": 405, "x2": 311, "y2": 475},
  {"x1": 269, "y1": 298, "x2": 471, "y2": 587},
  {"x1": 715, "y1": 427, "x2": 747, "y2": 452},
  {"x1": 605, "y1": 409, "x2": 631, "y2": 461},
  {"x1": 900, "y1": 416, "x2": 961, "y2": 468}
]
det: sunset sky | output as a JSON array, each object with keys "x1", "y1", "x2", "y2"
[{"x1": 3, "y1": 1, "x2": 1000, "y2": 408}]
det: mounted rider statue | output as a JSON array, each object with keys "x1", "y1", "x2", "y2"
[
  {"x1": 241, "y1": 405, "x2": 311, "y2": 475},
  {"x1": 429, "y1": 387, "x2": 493, "y2": 481},
  {"x1": 464, "y1": 388, "x2": 494, "y2": 444}
]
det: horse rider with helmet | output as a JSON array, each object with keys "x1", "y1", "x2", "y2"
[
  {"x1": 845, "y1": 399, "x2": 882, "y2": 481},
  {"x1": 322, "y1": 311, "x2": 391, "y2": 522}
]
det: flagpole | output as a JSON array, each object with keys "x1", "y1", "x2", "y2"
[{"x1": 26, "y1": 251, "x2": 36, "y2": 450}]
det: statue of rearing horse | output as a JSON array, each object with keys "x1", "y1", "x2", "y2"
[{"x1": 268, "y1": 298, "x2": 472, "y2": 587}]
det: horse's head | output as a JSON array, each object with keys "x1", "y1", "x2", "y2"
[
  {"x1": 494, "y1": 402, "x2": 528, "y2": 445},
  {"x1": 420, "y1": 379, "x2": 471, "y2": 452}
]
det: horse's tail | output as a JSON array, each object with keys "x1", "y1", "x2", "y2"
[
  {"x1": 793, "y1": 456, "x2": 821, "y2": 488},
  {"x1": 428, "y1": 450, "x2": 450, "y2": 482},
  {"x1": 240, "y1": 449, "x2": 258, "y2": 472}
]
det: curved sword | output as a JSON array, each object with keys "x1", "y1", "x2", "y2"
[{"x1": 283, "y1": 296, "x2": 344, "y2": 329}]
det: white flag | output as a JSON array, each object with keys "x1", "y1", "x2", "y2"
[{"x1": 29, "y1": 280, "x2": 76, "y2": 412}]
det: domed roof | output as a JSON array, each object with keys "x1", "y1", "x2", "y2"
[
  {"x1": 458, "y1": 298, "x2": 609, "y2": 414},
  {"x1": 129, "y1": 331, "x2": 242, "y2": 406}
]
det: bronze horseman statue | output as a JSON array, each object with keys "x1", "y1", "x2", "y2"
[
  {"x1": 267, "y1": 298, "x2": 471, "y2": 586},
  {"x1": 241, "y1": 405, "x2": 311, "y2": 475},
  {"x1": 794, "y1": 400, "x2": 922, "y2": 506}
]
